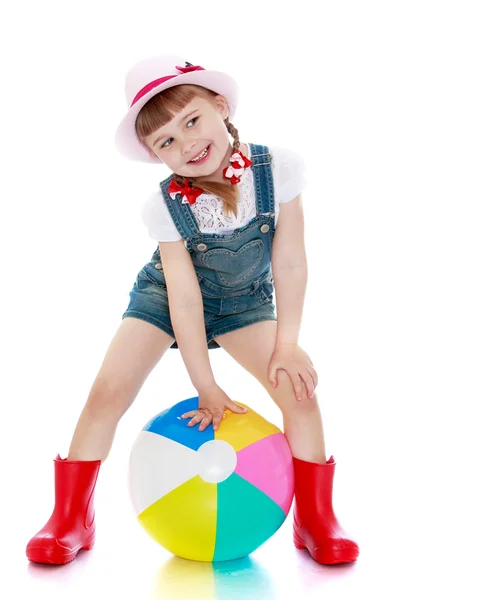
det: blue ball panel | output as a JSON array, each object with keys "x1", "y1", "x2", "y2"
[{"x1": 142, "y1": 397, "x2": 214, "y2": 451}]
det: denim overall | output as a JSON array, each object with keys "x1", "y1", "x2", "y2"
[{"x1": 122, "y1": 144, "x2": 277, "y2": 349}]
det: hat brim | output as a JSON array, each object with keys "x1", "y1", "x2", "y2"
[{"x1": 114, "y1": 70, "x2": 239, "y2": 164}]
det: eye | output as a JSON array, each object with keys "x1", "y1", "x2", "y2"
[
  {"x1": 160, "y1": 117, "x2": 198, "y2": 149},
  {"x1": 160, "y1": 137, "x2": 173, "y2": 149}
]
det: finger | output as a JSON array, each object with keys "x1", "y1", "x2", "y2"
[
  {"x1": 198, "y1": 415, "x2": 213, "y2": 431},
  {"x1": 190, "y1": 407, "x2": 211, "y2": 426},
  {"x1": 268, "y1": 363, "x2": 278, "y2": 388},
  {"x1": 188, "y1": 413, "x2": 204, "y2": 427},
  {"x1": 228, "y1": 401, "x2": 248, "y2": 414},
  {"x1": 212, "y1": 411, "x2": 224, "y2": 431},
  {"x1": 291, "y1": 373, "x2": 303, "y2": 401},
  {"x1": 181, "y1": 411, "x2": 196, "y2": 419},
  {"x1": 303, "y1": 367, "x2": 318, "y2": 398},
  {"x1": 300, "y1": 369, "x2": 316, "y2": 398},
  {"x1": 308, "y1": 366, "x2": 319, "y2": 389}
]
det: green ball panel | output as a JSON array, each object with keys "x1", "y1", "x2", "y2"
[{"x1": 214, "y1": 472, "x2": 286, "y2": 562}]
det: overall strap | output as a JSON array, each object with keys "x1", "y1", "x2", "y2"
[
  {"x1": 248, "y1": 143, "x2": 275, "y2": 216},
  {"x1": 159, "y1": 175, "x2": 200, "y2": 239}
]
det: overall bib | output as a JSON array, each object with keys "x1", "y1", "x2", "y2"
[{"x1": 122, "y1": 144, "x2": 277, "y2": 349}]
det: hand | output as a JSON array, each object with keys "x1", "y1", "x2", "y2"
[
  {"x1": 268, "y1": 342, "x2": 318, "y2": 401},
  {"x1": 180, "y1": 383, "x2": 248, "y2": 431}
]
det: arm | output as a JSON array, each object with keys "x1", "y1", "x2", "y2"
[
  {"x1": 158, "y1": 240, "x2": 215, "y2": 391},
  {"x1": 271, "y1": 194, "x2": 308, "y2": 345}
]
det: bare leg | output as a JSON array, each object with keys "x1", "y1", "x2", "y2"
[
  {"x1": 67, "y1": 317, "x2": 175, "y2": 462},
  {"x1": 280, "y1": 374, "x2": 327, "y2": 464},
  {"x1": 213, "y1": 321, "x2": 327, "y2": 463}
]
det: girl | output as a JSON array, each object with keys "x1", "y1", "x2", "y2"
[{"x1": 26, "y1": 55, "x2": 359, "y2": 566}]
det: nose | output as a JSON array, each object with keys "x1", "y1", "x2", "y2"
[{"x1": 181, "y1": 138, "x2": 197, "y2": 156}]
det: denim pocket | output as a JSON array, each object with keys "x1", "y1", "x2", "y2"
[
  {"x1": 258, "y1": 277, "x2": 274, "y2": 303},
  {"x1": 200, "y1": 239, "x2": 264, "y2": 286},
  {"x1": 139, "y1": 261, "x2": 166, "y2": 289}
]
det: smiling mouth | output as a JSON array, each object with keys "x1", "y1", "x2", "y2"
[{"x1": 189, "y1": 145, "x2": 210, "y2": 164}]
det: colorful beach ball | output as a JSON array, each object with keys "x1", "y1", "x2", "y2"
[{"x1": 128, "y1": 397, "x2": 294, "y2": 562}]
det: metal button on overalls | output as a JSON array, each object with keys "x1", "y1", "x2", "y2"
[
  {"x1": 260, "y1": 224, "x2": 270, "y2": 233},
  {"x1": 197, "y1": 243, "x2": 208, "y2": 251},
  {"x1": 154, "y1": 263, "x2": 163, "y2": 270}
]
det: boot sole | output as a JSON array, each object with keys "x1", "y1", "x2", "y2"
[
  {"x1": 294, "y1": 532, "x2": 359, "y2": 565},
  {"x1": 26, "y1": 535, "x2": 95, "y2": 565}
]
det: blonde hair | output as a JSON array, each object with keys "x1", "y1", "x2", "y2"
[{"x1": 135, "y1": 84, "x2": 241, "y2": 218}]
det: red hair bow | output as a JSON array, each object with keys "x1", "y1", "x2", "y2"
[
  {"x1": 223, "y1": 150, "x2": 253, "y2": 184},
  {"x1": 168, "y1": 179, "x2": 204, "y2": 205}
]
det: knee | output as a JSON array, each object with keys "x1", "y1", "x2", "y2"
[
  {"x1": 83, "y1": 377, "x2": 133, "y2": 422},
  {"x1": 270, "y1": 369, "x2": 319, "y2": 416}
]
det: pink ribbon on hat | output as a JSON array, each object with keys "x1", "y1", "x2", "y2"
[{"x1": 130, "y1": 64, "x2": 205, "y2": 107}]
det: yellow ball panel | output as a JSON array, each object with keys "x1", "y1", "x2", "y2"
[
  {"x1": 216, "y1": 403, "x2": 281, "y2": 451},
  {"x1": 138, "y1": 475, "x2": 217, "y2": 562}
]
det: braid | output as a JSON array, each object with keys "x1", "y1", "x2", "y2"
[
  {"x1": 173, "y1": 173, "x2": 186, "y2": 185},
  {"x1": 224, "y1": 118, "x2": 240, "y2": 153}
]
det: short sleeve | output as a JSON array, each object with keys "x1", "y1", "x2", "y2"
[
  {"x1": 270, "y1": 146, "x2": 307, "y2": 204},
  {"x1": 141, "y1": 190, "x2": 182, "y2": 242}
]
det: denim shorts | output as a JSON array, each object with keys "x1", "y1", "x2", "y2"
[{"x1": 122, "y1": 264, "x2": 277, "y2": 349}]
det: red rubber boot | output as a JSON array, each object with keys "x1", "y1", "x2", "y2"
[
  {"x1": 26, "y1": 454, "x2": 101, "y2": 564},
  {"x1": 292, "y1": 455, "x2": 359, "y2": 565}
]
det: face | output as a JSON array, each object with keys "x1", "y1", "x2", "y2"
[{"x1": 142, "y1": 94, "x2": 231, "y2": 179}]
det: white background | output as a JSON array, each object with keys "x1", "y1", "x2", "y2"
[{"x1": 1, "y1": 1, "x2": 500, "y2": 598}]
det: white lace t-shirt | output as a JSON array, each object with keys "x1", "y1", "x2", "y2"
[{"x1": 141, "y1": 145, "x2": 306, "y2": 242}]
